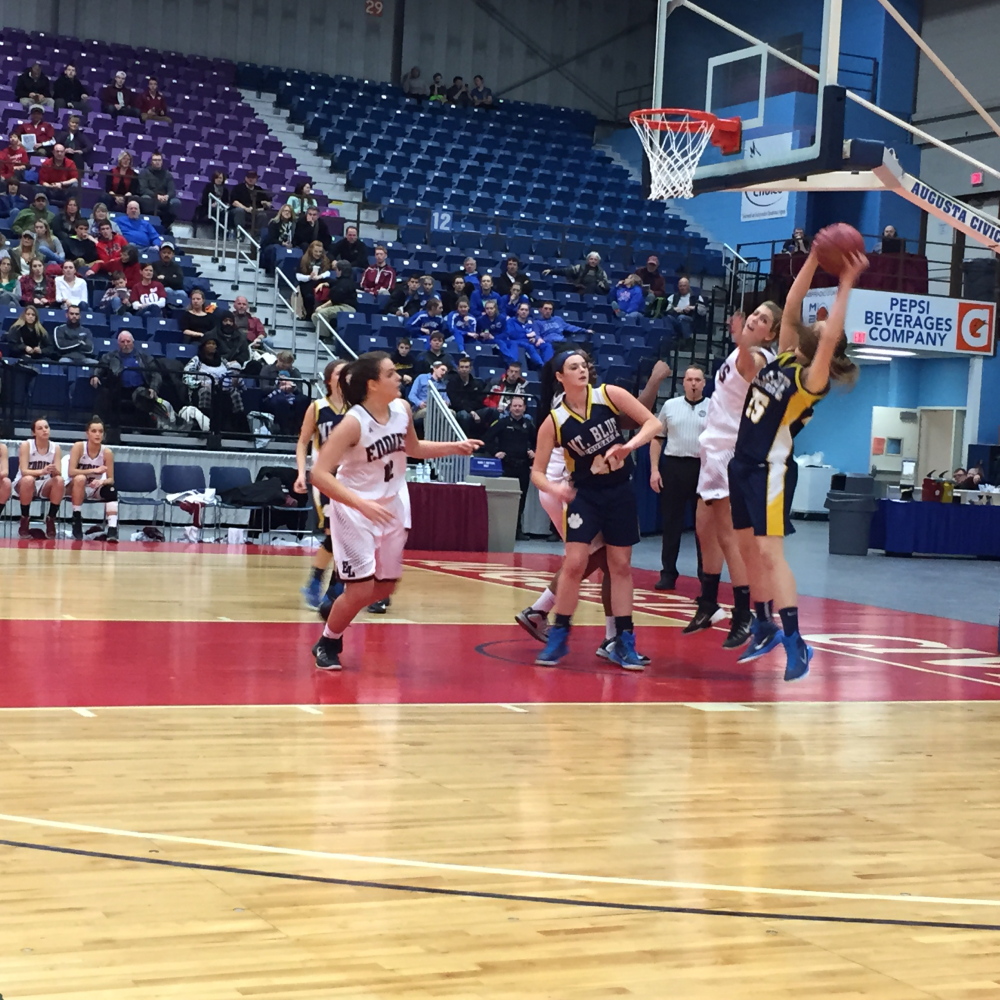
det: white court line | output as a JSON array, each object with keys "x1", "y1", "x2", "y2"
[
  {"x1": 499, "y1": 704, "x2": 528, "y2": 713},
  {"x1": 296, "y1": 706, "x2": 323, "y2": 716},
  {"x1": 70, "y1": 708, "x2": 96, "y2": 718},
  {"x1": 0, "y1": 811, "x2": 997, "y2": 910},
  {"x1": 683, "y1": 703, "x2": 756, "y2": 712}
]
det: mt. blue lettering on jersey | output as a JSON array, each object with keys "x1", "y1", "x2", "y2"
[{"x1": 552, "y1": 384, "x2": 631, "y2": 487}]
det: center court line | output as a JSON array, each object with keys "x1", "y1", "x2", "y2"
[
  {"x1": 0, "y1": 811, "x2": 997, "y2": 910},
  {"x1": 3, "y1": 838, "x2": 999, "y2": 933},
  {"x1": 499, "y1": 704, "x2": 529, "y2": 713}
]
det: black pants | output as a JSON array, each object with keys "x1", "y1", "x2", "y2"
[
  {"x1": 659, "y1": 455, "x2": 701, "y2": 580},
  {"x1": 502, "y1": 458, "x2": 531, "y2": 534},
  {"x1": 95, "y1": 384, "x2": 164, "y2": 432}
]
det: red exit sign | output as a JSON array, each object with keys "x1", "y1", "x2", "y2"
[
  {"x1": 971, "y1": 171, "x2": 984, "y2": 187},
  {"x1": 852, "y1": 331, "x2": 867, "y2": 344}
]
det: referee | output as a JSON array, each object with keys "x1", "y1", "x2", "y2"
[{"x1": 649, "y1": 365, "x2": 708, "y2": 590}]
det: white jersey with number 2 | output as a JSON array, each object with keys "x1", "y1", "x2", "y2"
[{"x1": 336, "y1": 399, "x2": 411, "y2": 502}]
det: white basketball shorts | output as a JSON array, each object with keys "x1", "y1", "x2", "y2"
[
  {"x1": 697, "y1": 444, "x2": 735, "y2": 501},
  {"x1": 83, "y1": 477, "x2": 109, "y2": 501},
  {"x1": 329, "y1": 491, "x2": 409, "y2": 582}
]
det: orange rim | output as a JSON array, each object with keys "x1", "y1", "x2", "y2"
[{"x1": 629, "y1": 107, "x2": 742, "y2": 153}]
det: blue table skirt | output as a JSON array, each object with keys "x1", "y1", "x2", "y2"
[{"x1": 870, "y1": 499, "x2": 1000, "y2": 557}]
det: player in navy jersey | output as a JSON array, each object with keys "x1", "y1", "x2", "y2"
[
  {"x1": 295, "y1": 360, "x2": 348, "y2": 608},
  {"x1": 309, "y1": 352, "x2": 481, "y2": 670},
  {"x1": 730, "y1": 249, "x2": 863, "y2": 680},
  {"x1": 530, "y1": 351, "x2": 660, "y2": 668}
]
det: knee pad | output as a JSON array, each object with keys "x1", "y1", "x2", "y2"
[
  {"x1": 321, "y1": 534, "x2": 333, "y2": 553},
  {"x1": 98, "y1": 483, "x2": 118, "y2": 502}
]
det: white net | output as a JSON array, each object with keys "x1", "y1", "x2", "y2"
[{"x1": 630, "y1": 112, "x2": 716, "y2": 200}]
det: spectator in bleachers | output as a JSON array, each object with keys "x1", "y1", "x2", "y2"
[
  {"x1": 314, "y1": 259, "x2": 358, "y2": 330},
  {"x1": 152, "y1": 240, "x2": 184, "y2": 291},
  {"x1": 455, "y1": 257, "x2": 481, "y2": 295},
  {"x1": 53, "y1": 64, "x2": 90, "y2": 111},
  {"x1": 53, "y1": 196, "x2": 83, "y2": 240},
  {"x1": 612, "y1": 273, "x2": 644, "y2": 317},
  {"x1": 447, "y1": 356, "x2": 491, "y2": 436},
  {"x1": 20, "y1": 258, "x2": 56, "y2": 307},
  {"x1": 406, "y1": 297, "x2": 446, "y2": 339},
  {"x1": 260, "y1": 203, "x2": 296, "y2": 271},
  {"x1": 484, "y1": 361, "x2": 528, "y2": 413},
  {"x1": 409, "y1": 359, "x2": 451, "y2": 429},
  {"x1": 90, "y1": 221, "x2": 128, "y2": 276},
  {"x1": 106, "y1": 150, "x2": 140, "y2": 211},
  {"x1": 441, "y1": 273, "x2": 469, "y2": 315},
  {"x1": 138, "y1": 152, "x2": 180, "y2": 230},
  {"x1": 635, "y1": 253, "x2": 666, "y2": 312},
  {"x1": 260, "y1": 349, "x2": 303, "y2": 392},
  {"x1": 470, "y1": 274, "x2": 499, "y2": 315},
  {"x1": 89, "y1": 202, "x2": 122, "y2": 237},
  {"x1": 232, "y1": 294, "x2": 267, "y2": 349},
  {"x1": 330, "y1": 224, "x2": 370, "y2": 271},
  {"x1": 196, "y1": 169, "x2": 230, "y2": 235},
  {"x1": 99, "y1": 272, "x2": 131, "y2": 314},
  {"x1": 37, "y1": 144, "x2": 79, "y2": 204},
  {"x1": 13, "y1": 192, "x2": 55, "y2": 235},
  {"x1": 5, "y1": 305, "x2": 51, "y2": 358},
  {"x1": 52, "y1": 303, "x2": 96, "y2": 362},
  {"x1": 64, "y1": 218, "x2": 99, "y2": 275},
  {"x1": 215, "y1": 310, "x2": 257, "y2": 372},
  {"x1": 534, "y1": 300, "x2": 590, "y2": 344},
  {"x1": 444, "y1": 296, "x2": 478, "y2": 354},
  {"x1": 446, "y1": 76, "x2": 470, "y2": 107},
  {"x1": 544, "y1": 252, "x2": 610, "y2": 295},
  {"x1": 101, "y1": 71, "x2": 140, "y2": 118},
  {"x1": 136, "y1": 77, "x2": 172, "y2": 124},
  {"x1": 390, "y1": 336, "x2": 415, "y2": 390},
  {"x1": 14, "y1": 104, "x2": 56, "y2": 157},
  {"x1": 119, "y1": 243, "x2": 141, "y2": 287},
  {"x1": 91, "y1": 331, "x2": 169, "y2": 433},
  {"x1": 0, "y1": 180, "x2": 28, "y2": 218},
  {"x1": 0, "y1": 133, "x2": 31, "y2": 184},
  {"x1": 361, "y1": 244, "x2": 396, "y2": 298},
  {"x1": 55, "y1": 260, "x2": 88, "y2": 308},
  {"x1": 872, "y1": 224, "x2": 900, "y2": 254},
  {"x1": 231, "y1": 169, "x2": 272, "y2": 239},
  {"x1": 16, "y1": 64, "x2": 54, "y2": 111},
  {"x1": 263, "y1": 372, "x2": 308, "y2": 435},
  {"x1": 9, "y1": 231, "x2": 38, "y2": 276},
  {"x1": 56, "y1": 114, "x2": 92, "y2": 169},
  {"x1": 182, "y1": 337, "x2": 247, "y2": 433},
  {"x1": 385, "y1": 273, "x2": 422, "y2": 316},
  {"x1": 476, "y1": 297, "x2": 506, "y2": 343},
  {"x1": 130, "y1": 263, "x2": 167, "y2": 316},
  {"x1": 402, "y1": 66, "x2": 429, "y2": 99},
  {"x1": 15, "y1": 418, "x2": 64, "y2": 539},
  {"x1": 293, "y1": 204, "x2": 332, "y2": 253},
  {"x1": 485, "y1": 394, "x2": 536, "y2": 537},
  {"x1": 296, "y1": 241, "x2": 331, "y2": 320},
  {"x1": 117, "y1": 199, "x2": 162, "y2": 249},
  {"x1": 503, "y1": 299, "x2": 548, "y2": 367},
  {"x1": 470, "y1": 75, "x2": 494, "y2": 108},
  {"x1": 414, "y1": 328, "x2": 455, "y2": 373},
  {"x1": 782, "y1": 227, "x2": 811, "y2": 254},
  {"x1": 662, "y1": 276, "x2": 706, "y2": 346},
  {"x1": 0, "y1": 257, "x2": 19, "y2": 304},
  {"x1": 428, "y1": 73, "x2": 447, "y2": 103},
  {"x1": 495, "y1": 255, "x2": 534, "y2": 299},
  {"x1": 502, "y1": 280, "x2": 529, "y2": 317},
  {"x1": 286, "y1": 181, "x2": 317, "y2": 218},
  {"x1": 180, "y1": 288, "x2": 217, "y2": 341}
]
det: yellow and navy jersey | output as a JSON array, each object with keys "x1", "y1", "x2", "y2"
[
  {"x1": 551, "y1": 384, "x2": 631, "y2": 488},
  {"x1": 311, "y1": 396, "x2": 348, "y2": 457},
  {"x1": 734, "y1": 350, "x2": 828, "y2": 465}
]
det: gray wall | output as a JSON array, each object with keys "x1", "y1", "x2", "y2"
[{"x1": 0, "y1": 0, "x2": 657, "y2": 120}]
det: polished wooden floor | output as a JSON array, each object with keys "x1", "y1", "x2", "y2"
[{"x1": 2, "y1": 541, "x2": 1000, "y2": 999}]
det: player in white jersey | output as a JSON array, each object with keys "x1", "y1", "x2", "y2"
[
  {"x1": 309, "y1": 351, "x2": 481, "y2": 670},
  {"x1": 685, "y1": 302, "x2": 781, "y2": 646},
  {"x1": 0, "y1": 441, "x2": 11, "y2": 520},
  {"x1": 14, "y1": 417, "x2": 65, "y2": 539},
  {"x1": 68, "y1": 417, "x2": 119, "y2": 542}
]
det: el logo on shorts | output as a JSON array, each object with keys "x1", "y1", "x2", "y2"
[{"x1": 956, "y1": 302, "x2": 995, "y2": 353}]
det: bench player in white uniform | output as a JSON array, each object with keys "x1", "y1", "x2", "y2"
[
  {"x1": 685, "y1": 303, "x2": 781, "y2": 646},
  {"x1": 68, "y1": 417, "x2": 119, "y2": 541},
  {"x1": 309, "y1": 351, "x2": 481, "y2": 670},
  {"x1": 0, "y1": 441, "x2": 11, "y2": 520},
  {"x1": 14, "y1": 417, "x2": 65, "y2": 539}
]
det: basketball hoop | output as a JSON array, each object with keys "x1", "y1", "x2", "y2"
[{"x1": 629, "y1": 109, "x2": 742, "y2": 200}]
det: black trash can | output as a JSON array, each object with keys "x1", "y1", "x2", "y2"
[{"x1": 824, "y1": 492, "x2": 879, "y2": 555}]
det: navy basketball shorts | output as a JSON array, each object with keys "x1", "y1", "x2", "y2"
[
  {"x1": 564, "y1": 480, "x2": 640, "y2": 548},
  {"x1": 728, "y1": 455, "x2": 798, "y2": 537}
]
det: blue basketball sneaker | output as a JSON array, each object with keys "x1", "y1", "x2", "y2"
[
  {"x1": 608, "y1": 631, "x2": 646, "y2": 671},
  {"x1": 301, "y1": 577, "x2": 323, "y2": 609},
  {"x1": 782, "y1": 631, "x2": 813, "y2": 682},
  {"x1": 536, "y1": 625, "x2": 569, "y2": 666},
  {"x1": 737, "y1": 618, "x2": 782, "y2": 663}
]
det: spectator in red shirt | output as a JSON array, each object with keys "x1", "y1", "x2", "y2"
[
  {"x1": 100, "y1": 71, "x2": 140, "y2": 119},
  {"x1": 90, "y1": 220, "x2": 128, "y2": 275},
  {"x1": 361, "y1": 245, "x2": 396, "y2": 298},
  {"x1": 0, "y1": 133, "x2": 30, "y2": 183},
  {"x1": 105, "y1": 150, "x2": 139, "y2": 210},
  {"x1": 19, "y1": 258, "x2": 57, "y2": 308},
  {"x1": 130, "y1": 263, "x2": 167, "y2": 316},
  {"x1": 13, "y1": 105, "x2": 56, "y2": 157},
  {"x1": 136, "y1": 77, "x2": 172, "y2": 125},
  {"x1": 37, "y1": 144, "x2": 79, "y2": 204}
]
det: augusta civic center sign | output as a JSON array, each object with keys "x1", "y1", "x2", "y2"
[{"x1": 803, "y1": 287, "x2": 996, "y2": 356}]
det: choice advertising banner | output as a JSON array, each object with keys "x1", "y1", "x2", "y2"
[{"x1": 802, "y1": 287, "x2": 996, "y2": 356}]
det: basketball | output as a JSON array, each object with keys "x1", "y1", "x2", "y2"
[{"x1": 813, "y1": 223, "x2": 865, "y2": 275}]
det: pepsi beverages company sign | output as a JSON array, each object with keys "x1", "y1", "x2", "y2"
[{"x1": 803, "y1": 287, "x2": 996, "y2": 356}]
